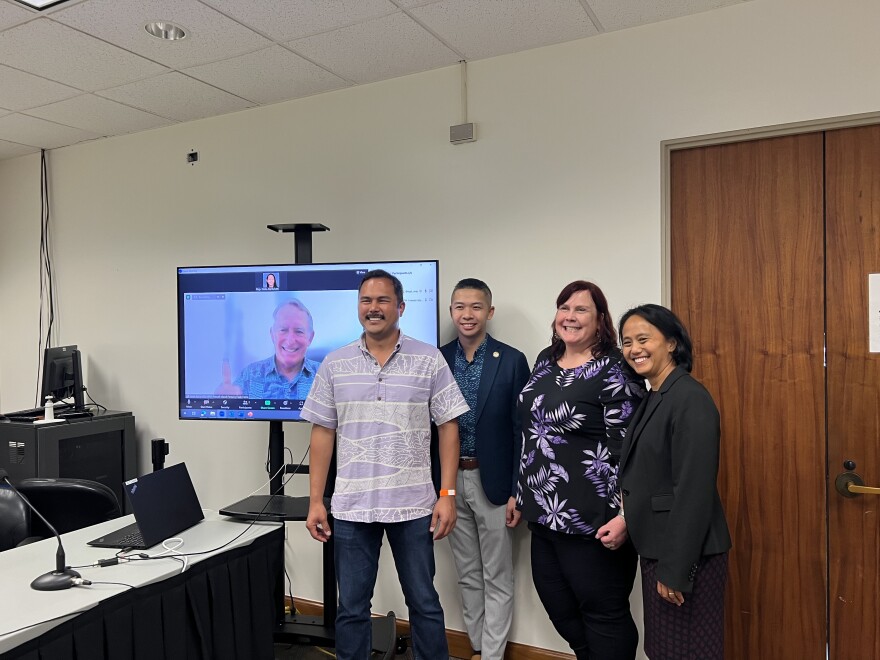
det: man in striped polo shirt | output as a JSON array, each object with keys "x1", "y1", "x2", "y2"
[{"x1": 302, "y1": 269, "x2": 468, "y2": 660}]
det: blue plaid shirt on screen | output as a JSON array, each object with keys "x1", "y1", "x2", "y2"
[{"x1": 234, "y1": 356, "x2": 320, "y2": 400}]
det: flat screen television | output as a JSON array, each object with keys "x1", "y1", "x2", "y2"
[{"x1": 177, "y1": 260, "x2": 439, "y2": 422}]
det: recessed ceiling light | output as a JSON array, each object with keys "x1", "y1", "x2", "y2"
[
  {"x1": 145, "y1": 21, "x2": 187, "y2": 41},
  {"x1": 13, "y1": 0, "x2": 71, "y2": 10}
]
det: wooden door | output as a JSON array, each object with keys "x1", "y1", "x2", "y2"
[
  {"x1": 670, "y1": 134, "x2": 827, "y2": 658},
  {"x1": 671, "y1": 126, "x2": 880, "y2": 658},
  {"x1": 825, "y1": 125, "x2": 880, "y2": 659}
]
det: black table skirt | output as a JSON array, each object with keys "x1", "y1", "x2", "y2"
[{"x1": 3, "y1": 527, "x2": 283, "y2": 660}]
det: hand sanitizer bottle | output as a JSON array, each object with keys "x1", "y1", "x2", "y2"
[{"x1": 44, "y1": 395, "x2": 55, "y2": 421}]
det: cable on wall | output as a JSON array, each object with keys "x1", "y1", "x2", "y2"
[
  {"x1": 36, "y1": 149, "x2": 55, "y2": 406},
  {"x1": 460, "y1": 59, "x2": 468, "y2": 125}
]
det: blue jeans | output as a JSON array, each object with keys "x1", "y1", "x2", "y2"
[{"x1": 333, "y1": 515, "x2": 448, "y2": 660}]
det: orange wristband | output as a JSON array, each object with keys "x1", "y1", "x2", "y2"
[{"x1": 439, "y1": 489, "x2": 456, "y2": 497}]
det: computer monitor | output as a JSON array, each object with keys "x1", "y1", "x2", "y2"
[{"x1": 40, "y1": 345, "x2": 84, "y2": 410}]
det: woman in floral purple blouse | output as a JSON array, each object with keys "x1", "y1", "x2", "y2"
[{"x1": 516, "y1": 280, "x2": 645, "y2": 660}]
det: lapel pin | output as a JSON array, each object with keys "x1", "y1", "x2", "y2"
[{"x1": 493, "y1": 351, "x2": 500, "y2": 358}]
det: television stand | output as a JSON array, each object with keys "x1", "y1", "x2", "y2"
[{"x1": 229, "y1": 223, "x2": 395, "y2": 657}]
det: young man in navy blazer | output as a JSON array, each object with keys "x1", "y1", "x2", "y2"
[{"x1": 440, "y1": 278, "x2": 529, "y2": 660}]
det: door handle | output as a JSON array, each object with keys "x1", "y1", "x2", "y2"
[{"x1": 835, "y1": 472, "x2": 880, "y2": 498}]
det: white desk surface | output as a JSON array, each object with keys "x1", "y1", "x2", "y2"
[{"x1": 0, "y1": 511, "x2": 282, "y2": 654}]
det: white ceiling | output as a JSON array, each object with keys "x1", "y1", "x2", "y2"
[{"x1": 0, "y1": 0, "x2": 747, "y2": 161}]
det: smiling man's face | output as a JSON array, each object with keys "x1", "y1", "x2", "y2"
[{"x1": 271, "y1": 305, "x2": 313, "y2": 374}]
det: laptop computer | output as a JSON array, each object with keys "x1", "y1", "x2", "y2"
[
  {"x1": 219, "y1": 494, "x2": 309, "y2": 521},
  {"x1": 88, "y1": 462, "x2": 204, "y2": 549}
]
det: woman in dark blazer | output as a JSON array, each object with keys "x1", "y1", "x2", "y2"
[{"x1": 618, "y1": 304, "x2": 731, "y2": 660}]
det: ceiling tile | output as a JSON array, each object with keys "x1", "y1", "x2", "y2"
[
  {"x1": 290, "y1": 12, "x2": 460, "y2": 85},
  {"x1": 97, "y1": 71, "x2": 253, "y2": 122},
  {"x1": 25, "y1": 93, "x2": 174, "y2": 135},
  {"x1": 184, "y1": 45, "x2": 349, "y2": 105},
  {"x1": 0, "y1": 0, "x2": 34, "y2": 30},
  {"x1": 0, "y1": 138, "x2": 39, "y2": 159},
  {"x1": 0, "y1": 0, "x2": 754, "y2": 162},
  {"x1": 0, "y1": 112, "x2": 100, "y2": 148},
  {"x1": 587, "y1": 0, "x2": 745, "y2": 32},
  {"x1": 202, "y1": 0, "x2": 397, "y2": 42},
  {"x1": 52, "y1": 0, "x2": 272, "y2": 69},
  {"x1": 0, "y1": 18, "x2": 166, "y2": 91},
  {"x1": 410, "y1": 0, "x2": 597, "y2": 60},
  {"x1": 0, "y1": 63, "x2": 81, "y2": 110}
]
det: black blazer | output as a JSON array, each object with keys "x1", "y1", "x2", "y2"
[
  {"x1": 620, "y1": 367, "x2": 731, "y2": 593},
  {"x1": 431, "y1": 335, "x2": 530, "y2": 505}
]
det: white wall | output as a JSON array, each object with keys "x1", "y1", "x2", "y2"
[{"x1": 2, "y1": 0, "x2": 880, "y2": 654}]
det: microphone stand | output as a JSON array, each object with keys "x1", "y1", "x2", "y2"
[{"x1": 0, "y1": 470, "x2": 82, "y2": 590}]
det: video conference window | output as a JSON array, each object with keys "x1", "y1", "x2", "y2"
[{"x1": 177, "y1": 261, "x2": 438, "y2": 422}]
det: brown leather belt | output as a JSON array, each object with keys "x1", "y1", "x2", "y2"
[{"x1": 459, "y1": 456, "x2": 479, "y2": 470}]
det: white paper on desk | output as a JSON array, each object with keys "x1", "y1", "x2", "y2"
[{"x1": 870, "y1": 274, "x2": 880, "y2": 353}]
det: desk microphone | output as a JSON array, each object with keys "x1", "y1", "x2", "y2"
[{"x1": 0, "y1": 469, "x2": 82, "y2": 591}]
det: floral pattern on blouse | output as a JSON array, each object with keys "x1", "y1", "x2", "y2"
[{"x1": 516, "y1": 349, "x2": 645, "y2": 535}]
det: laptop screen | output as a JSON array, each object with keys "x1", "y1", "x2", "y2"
[{"x1": 125, "y1": 462, "x2": 204, "y2": 546}]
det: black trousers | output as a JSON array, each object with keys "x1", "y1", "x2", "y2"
[{"x1": 530, "y1": 525, "x2": 638, "y2": 660}]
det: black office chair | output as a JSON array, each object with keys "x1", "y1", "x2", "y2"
[
  {"x1": 16, "y1": 478, "x2": 121, "y2": 539},
  {"x1": 0, "y1": 484, "x2": 32, "y2": 550}
]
